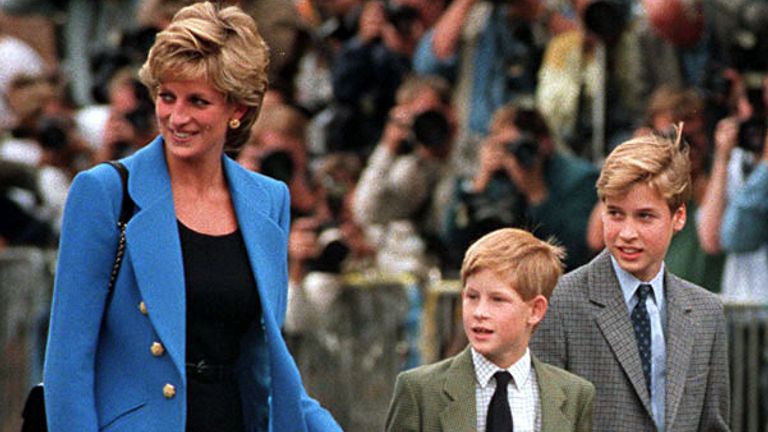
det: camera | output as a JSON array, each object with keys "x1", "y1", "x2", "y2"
[
  {"x1": 384, "y1": 2, "x2": 420, "y2": 37},
  {"x1": 504, "y1": 132, "x2": 539, "y2": 168},
  {"x1": 36, "y1": 116, "x2": 71, "y2": 151},
  {"x1": 738, "y1": 117, "x2": 766, "y2": 154},
  {"x1": 582, "y1": 0, "x2": 630, "y2": 44},
  {"x1": 737, "y1": 73, "x2": 767, "y2": 153},
  {"x1": 259, "y1": 150, "x2": 295, "y2": 184},
  {"x1": 305, "y1": 225, "x2": 350, "y2": 274},
  {"x1": 396, "y1": 110, "x2": 452, "y2": 155}
]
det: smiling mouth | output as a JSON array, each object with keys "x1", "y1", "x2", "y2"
[
  {"x1": 171, "y1": 130, "x2": 193, "y2": 139},
  {"x1": 472, "y1": 327, "x2": 493, "y2": 334},
  {"x1": 618, "y1": 246, "x2": 642, "y2": 255}
]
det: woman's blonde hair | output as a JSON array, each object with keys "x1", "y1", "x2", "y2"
[
  {"x1": 138, "y1": 1, "x2": 270, "y2": 150},
  {"x1": 597, "y1": 127, "x2": 691, "y2": 211},
  {"x1": 460, "y1": 228, "x2": 565, "y2": 301}
]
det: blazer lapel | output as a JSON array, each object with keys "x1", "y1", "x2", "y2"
[
  {"x1": 439, "y1": 348, "x2": 478, "y2": 432},
  {"x1": 535, "y1": 356, "x2": 573, "y2": 432},
  {"x1": 123, "y1": 138, "x2": 188, "y2": 382},
  {"x1": 225, "y1": 159, "x2": 305, "y2": 428},
  {"x1": 224, "y1": 158, "x2": 287, "y2": 326},
  {"x1": 589, "y1": 251, "x2": 654, "y2": 416},
  {"x1": 662, "y1": 274, "x2": 694, "y2": 429}
]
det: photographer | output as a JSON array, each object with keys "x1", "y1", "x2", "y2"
[
  {"x1": 413, "y1": 0, "x2": 551, "y2": 175},
  {"x1": 699, "y1": 72, "x2": 768, "y2": 301},
  {"x1": 536, "y1": 0, "x2": 644, "y2": 160},
  {"x1": 328, "y1": 0, "x2": 427, "y2": 156},
  {"x1": 444, "y1": 103, "x2": 599, "y2": 270},
  {"x1": 353, "y1": 75, "x2": 453, "y2": 226},
  {"x1": 721, "y1": 122, "x2": 768, "y2": 253},
  {"x1": 352, "y1": 74, "x2": 455, "y2": 268},
  {"x1": 236, "y1": 102, "x2": 322, "y2": 220},
  {"x1": 91, "y1": 70, "x2": 157, "y2": 163}
]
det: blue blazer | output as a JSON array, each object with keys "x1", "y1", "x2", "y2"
[{"x1": 44, "y1": 137, "x2": 341, "y2": 432}]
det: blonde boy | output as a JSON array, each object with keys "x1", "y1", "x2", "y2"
[
  {"x1": 386, "y1": 228, "x2": 595, "y2": 432},
  {"x1": 531, "y1": 132, "x2": 730, "y2": 432}
]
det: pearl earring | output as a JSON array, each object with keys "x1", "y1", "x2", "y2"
[{"x1": 229, "y1": 118, "x2": 241, "y2": 129}]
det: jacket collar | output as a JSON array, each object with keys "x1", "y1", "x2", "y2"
[
  {"x1": 587, "y1": 250, "x2": 654, "y2": 415},
  {"x1": 534, "y1": 355, "x2": 575, "y2": 432},
  {"x1": 438, "y1": 348, "x2": 581, "y2": 431},
  {"x1": 123, "y1": 138, "x2": 187, "y2": 380},
  {"x1": 440, "y1": 347, "x2": 479, "y2": 431},
  {"x1": 661, "y1": 272, "x2": 695, "y2": 428}
]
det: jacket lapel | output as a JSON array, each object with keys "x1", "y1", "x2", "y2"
[
  {"x1": 123, "y1": 138, "x2": 188, "y2": 382},
  {"x1": 662, "y1": 274, "x2": 694, "y2": 429},
  {"x1": 534, "y1": 356, "x2": 573, "y2": 432},
  {"x1": 224, "y1": 157, "x2": 288, "y2": 327},
  {"x1": 589, "y1": 251, "x2": 654, "y2": 416},
  {"x1": 439, "y1": 348, "x2": 478, "y2": 432},
  {"x1": 225, "y1": 158, "x2": 306, "y2": 429}
]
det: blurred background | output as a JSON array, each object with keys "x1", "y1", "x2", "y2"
[{"x1": 2, "y1": 0, "x2": 768, "y2": 430}]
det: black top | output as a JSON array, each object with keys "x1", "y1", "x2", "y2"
[{"x1": 178, "y1": 221, "x2": 261, "y2": 432}]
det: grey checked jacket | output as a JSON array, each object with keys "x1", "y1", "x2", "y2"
[{"x1": 530, "y1": 250, "x2": 731, "y2": 432}]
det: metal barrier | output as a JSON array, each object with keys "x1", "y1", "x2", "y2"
[
  {"x1": 2, "y1": 246, "x2": 767, "y2": 431},
  {"x1": 0, "y1": 247, "x2": 55, "y2": 432},
  {"x1": 727, "y1": 304, "x2": 768, "y2": 432},
  {"x1": 290, "y1": 271, "x2": 414, "y2": 431}
]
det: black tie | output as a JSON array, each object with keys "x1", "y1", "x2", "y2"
[
  {"x1": 486, "y1": 371, "x2": 513, "y2": 432},
  {"x1": 631, "y1": 284, "x2": 653, "y2": 395}
]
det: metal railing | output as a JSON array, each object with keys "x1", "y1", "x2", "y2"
[{"x1": 1, "y1": 248, "x2": 766, "y2": 431}]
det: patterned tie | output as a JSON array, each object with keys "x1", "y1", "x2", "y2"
[
  {"x1": 631, "y1": 284, "x2": 653, "y2": 395},
  {"x1": 486, "y1": 371, "x2": 513, "y2": 432}
]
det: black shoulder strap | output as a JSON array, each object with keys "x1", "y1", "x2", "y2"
[
  {"x1": 105, "y1": 161, "x2": 135, "y2": 225},
  {"x1": 104, "y1": 161, "x2": 134, "y2": 296}
]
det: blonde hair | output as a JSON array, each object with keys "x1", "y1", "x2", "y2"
[
  {"x1": 138, "y1": 1, "x2": 270, "y2": 150},
  {"x1": 645, "y1": 86, "x2": 704, "y2": 127},
  {"x1": 460, "y1": 228, "x2": 565, "y2": 301},
  {"x1": 394, "y1": 74, "x2": 451, "y2": 106},
  {"x1": 597, "y1": 128, "x2": 691, "y2": 211},
  {"x1": 488, "y1": 103, "x2": 550, "y2": 138},
  {"x1": 250, "y1": 103, "x2": 308, "y2": 144}
]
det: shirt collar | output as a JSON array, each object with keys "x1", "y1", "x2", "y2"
[
  {"x1": 609, "y1": 255, "x2": 665, "y2": 307},
  {"x1": 471, "y1": 347, "x2": 533, "y2": 390}
]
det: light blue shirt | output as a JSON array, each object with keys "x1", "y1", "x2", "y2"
[
  {"x1": 721, "y1": 161, "x2": 768, "y2": 253},
  {"x1": 611, "y1": 257, "x2": 666, "y2": 432},
  {"x1": 413, "y1": 6, "x2": 540, "y2": 136}
]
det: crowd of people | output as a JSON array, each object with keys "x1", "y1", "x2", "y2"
[
  {"x1": 1, "y1": 0, "x2": 767, "y2": 430},
  {"x1": 2, "y1": 0, "x2": 767, "y2": 300}
]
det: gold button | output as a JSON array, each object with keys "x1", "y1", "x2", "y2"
[
  {"x1": 163, "y1": 383, "x2": 175, "y2": 399},
  {"x1": 150, "y1": 342, "x2": 165, "y2": 357},
  {"x1": 138, "y1": 301, "x2": 148, "y2": 315}
]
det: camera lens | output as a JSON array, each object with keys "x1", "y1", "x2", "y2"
[
  {"x1": 738, "y1": 117, "x2": 767, "y2": 153},
  {"x1": 504, "y1": 133, "x2": 539, "y2": 168},
  {"x1": 385, "y1": 4, "x2": 419, "y2": 36},
  {"x1": 259, "y1": 150, "x2": 294, "y2": 183},
  {"x1": 412, "y1": 110, "x2": 451, "y2": 150}
]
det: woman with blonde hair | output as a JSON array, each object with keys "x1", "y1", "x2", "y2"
[{"x1": 43, "y1": 3, "x2": 341, "y2": 431}]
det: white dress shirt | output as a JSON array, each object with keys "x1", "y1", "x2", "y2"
[{"x1": 472, "y1": 347, "x2": 541, "y2": 432}]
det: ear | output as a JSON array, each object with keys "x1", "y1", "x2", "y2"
[
  {"x1": 232, "y1": 103, "x2": 248, "y2": 121},
  {"x1": 672, "y1": 203, "x2": 687, "y2": 232},
  {"x1": 527, "y1": 295, "x2": 548, "y2": 327}
]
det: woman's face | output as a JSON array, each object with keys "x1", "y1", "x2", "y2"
[{"x1": 155, "y1": 77, "x2": 245, "y2": 162}]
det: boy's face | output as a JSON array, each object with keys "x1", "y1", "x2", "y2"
[
  {"x1": 602, "y1": 182, "x2": 686, "y2": 281},
  {"x1": 462, "y1": 269, "x2": 546, "y2": 369}
]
